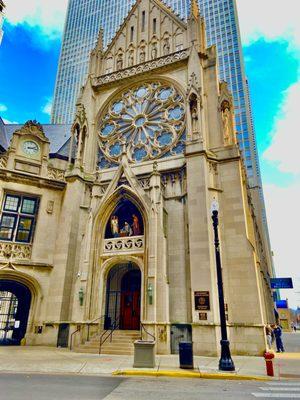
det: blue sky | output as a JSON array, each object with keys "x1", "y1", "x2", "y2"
[{"x1": 0, "y1": 0, "x2": 300, "y2": 307}]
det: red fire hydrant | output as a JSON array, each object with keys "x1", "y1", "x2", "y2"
[{"x1": 264, "y1": 352, "x2": 275, "y2": 377}]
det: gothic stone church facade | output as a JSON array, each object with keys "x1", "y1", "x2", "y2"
[{"x1": 0, "y1": 0, "x2": 274, "y2": 355}]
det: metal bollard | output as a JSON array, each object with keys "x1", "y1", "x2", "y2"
[{"x1": 264, "y1": 352, "x2": 275, "y2": 377}]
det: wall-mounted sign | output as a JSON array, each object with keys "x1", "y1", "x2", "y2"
[
  {"x1": 194, "y1": 291, "x2": 210, "y2": 311},
  {"x1": 199, "y1": 312, "x2": 208, "y2": 321},
  {"x1": 276, "y1": 300, "x2": 288, "y2": 309},
  {"x1": 270, "y1": 278, "x2": 293, "y2": 289}
]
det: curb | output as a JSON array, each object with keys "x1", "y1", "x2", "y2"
[{"x1": 112, "y1": 369, "x2": 271, "y2": 381}]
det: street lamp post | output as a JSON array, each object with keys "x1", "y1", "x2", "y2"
[{"x1": 211, "y1": 199, "x2": 235, "y2": 372}]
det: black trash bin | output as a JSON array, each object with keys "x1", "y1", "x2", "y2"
[{"x1": 179, "y1": 342, "x2": 194, "y2": 369}]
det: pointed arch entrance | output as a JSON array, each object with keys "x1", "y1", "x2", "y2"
[
  {"x1": 0, "y1": 280, "x2": 31, "y2": 345},
  {"x1": 105, "y1": 262, "x2": 141, "y2": 330}
]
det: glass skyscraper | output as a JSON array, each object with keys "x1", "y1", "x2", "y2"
[
  {"x1": 0, "y1": 1, "x2": 5, "y2": 46},
  {"x1": 51, "y1": 0, "x2": 259, "y2": 188}
]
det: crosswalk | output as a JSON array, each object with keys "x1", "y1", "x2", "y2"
[{"x1": 252, "y1": 382, "x2": 300, "y2": 398}]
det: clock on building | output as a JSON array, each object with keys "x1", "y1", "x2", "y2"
[{"x1": 22, "y1": 140, "x2": 40, "y2": 156}]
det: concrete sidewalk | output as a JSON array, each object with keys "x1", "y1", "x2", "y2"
[{"x1": 0, "y1": 346, "x2": 299, "y2": 380}]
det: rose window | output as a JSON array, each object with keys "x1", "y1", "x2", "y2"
[{"x1": 98, "y1": 82, "x2": 186, "y2": 168}]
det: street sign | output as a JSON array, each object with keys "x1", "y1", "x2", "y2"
[
  {"x1": 276, "y1": 300, "x2": 288, "y2": 309},
  {"x1": 270, "y1": 278, "x2": 293, "y2": 289}
]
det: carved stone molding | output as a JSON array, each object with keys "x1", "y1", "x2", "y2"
[
  {"x1": 93, "y1": 50, "x2": 188, "y2": 88},
  {"x1": 103, "y1": 235, "x2": 144, "y2": 255},
  {"x1": 14, "y1": 120, "x2": 48, "y2": 142},
  {"x1": 47, "y1": 167, "x2": 66, "y2": 182},
  {"x1": 138, "y1": 177, "x2": 150, "y2": 190},
  {"x1": 0, "y1": 155, "x2": 8, "y2": 169},
  {"x1": 0, "y1": 242, "x2": 32, "y2": 261},
  {"x1": 161, "y1": 169, "x2": 186, "y2": 186}
]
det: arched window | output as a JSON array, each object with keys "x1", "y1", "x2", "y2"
[{"x1": 105, "y1": 199, "x2": 143, "y2": 238}]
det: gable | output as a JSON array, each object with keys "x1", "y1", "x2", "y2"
[{"x1": 101, "y1": 0, "x2": 188, "y2": 76}]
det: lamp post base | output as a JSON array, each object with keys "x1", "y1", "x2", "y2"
[{"x1": 219, "y1": 340, "x2": 235, "y2": 371}]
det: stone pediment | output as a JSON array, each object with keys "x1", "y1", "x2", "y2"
[
  {"x1": 14, "y1": 120, "x2": 49, "y2": 143},
  {"x1": 99, "y1": 0, "x2": 188, "y2": 77}
]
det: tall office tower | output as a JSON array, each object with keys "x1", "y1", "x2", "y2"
[
  {"x1": 0, "y1": 0, "x2": 5, "y2": 46},
  {"x1": 51, "y1": 0, "x2": 136, "y2": 124}
]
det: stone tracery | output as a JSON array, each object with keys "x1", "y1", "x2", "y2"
[{"x1": 98, "y1": 82, "x2": 186, "y2": 167}]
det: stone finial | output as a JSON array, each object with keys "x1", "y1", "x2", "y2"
[
  {"x1": 24, "y1": 120, "x2": 44, "y2": 133},
  {"x1": 190, "y1": 0, "x2": 200, "y2": 19},
  {"x1": 96, "y1": 28, "x2": 104, "y2": 52},
  {"x1": 73, "y1": 103, "x2": 87, "y2": 126}
]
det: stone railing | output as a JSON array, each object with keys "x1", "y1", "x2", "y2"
[
  {"x1": 103, "y1": 235, "x2": 144, "y2": 254},
  {"x1": 47, "y1": 167, "x2": 66, "y2": 182},
  {"x1": 0, "y1": 241, "x2": 32, "y2": 260}
]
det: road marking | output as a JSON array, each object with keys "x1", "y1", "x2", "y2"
[
  {"x1": 252, "y1": 394, "x2": 300, "y2": 398},
  {"x1": 260, "y1": 388, "x2": 300, "y2": 391},
  {"x1": 267, "y1": 383, "x2": 300, "y2": 386}
]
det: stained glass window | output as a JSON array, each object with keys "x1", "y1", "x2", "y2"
[{"x1": 98, "y1": 82, "x2": 186, "y2": 168}]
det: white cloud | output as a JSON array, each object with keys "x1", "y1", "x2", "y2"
[
  {"x1": 2, "y1": 118, "x2": 19, "y2": 124},
  {"x1": 236, "y1": 0, "x2": 300, "y2": 53},
  {"x1": 42, "y1": 98, "x2": 53, "y2": 116},
  {"x1": 5, "y1": 0, "x2": 68, "y2": 39},
  {"x1": 0, "y1": 104, "x2": 8, "y2": 112},
  {"x1": 263, "y1": 82, "x2": 300, "y2": 175},
  {"x1": 264, "y1": 183, "x2": 300, "y2": 309}
]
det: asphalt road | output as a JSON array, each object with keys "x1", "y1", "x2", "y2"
[{"x1": 1, "y1": 374, "x2": 300, "y2": 400}]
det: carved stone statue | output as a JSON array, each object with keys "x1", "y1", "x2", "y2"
[
  {"x1": 191, "y1": 106, "x2": 199, "y2": 134},
  {"x1": 222, "y1": 106, "x2": 234, "y2": 145},
  {"x1": 110, "y1": 215, "x2": 119, "y2": 237},
  {"x1": 120, "y1": 221, "x2": 133, "y2": 237},
  {"x1": 151, "y1": 43, "x2": 158, "y2": 60},
  {"x1": 128, "y1": 50, "x2": 134, "y2": 67},
  {"x1": 132, "y1": 214, "x2": 141, "y2": 236},
  {"x1": 163, "y1": 38, "x2": 170, "y2": 56},
  {"x1": 116, "y1": 54, "x2": 123, "y2": 70},
  {"x1": 139, "y1": 48, "x2": 146, "y2": 63}
]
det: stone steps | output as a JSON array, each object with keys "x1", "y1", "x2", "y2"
[{"x1": 74, "y1": 330, "x2": 140, "y2": 355}]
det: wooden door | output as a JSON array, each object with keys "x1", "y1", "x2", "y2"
[{"x1": 121, "y1": 291, "x2": 140, "y2": 330}]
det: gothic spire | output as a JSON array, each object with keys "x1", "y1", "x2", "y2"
[{"x1": 190, "y1": 0, "x2": 200, "y2": 19}]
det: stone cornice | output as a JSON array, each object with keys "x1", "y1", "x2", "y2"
[
  {"x1": 0, "y1": 169, "x2": 66, "y2": 190},
  {"x1": 0, "y1": 260, "x2": 53, "y2": 270},
  {"x1": 92, "y1": 50, "x2": 189, "y2": 89}
]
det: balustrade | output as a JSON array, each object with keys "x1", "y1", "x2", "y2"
[{"x1": 103, "y1": 235, "x2": 144, "y2": 254}]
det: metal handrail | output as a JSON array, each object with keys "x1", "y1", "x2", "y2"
[
  {"x1": 86, "y1": 315, "x2": 105, "y2": 341},
  {"x1": 70, "y1": 315, "x2": 105, "y2": 351},
  {"x1": 70, "y1": 326, "x2": 81, "y2": 351},
  {"x1": 140, "y1": 322, "x2": 156, "y2": 342},
  {"x1": 99, "y1": 317, "x2": 120, "y2": 355}
]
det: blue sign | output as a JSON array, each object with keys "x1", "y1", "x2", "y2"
[
  {"x1": 270, "y1": 278, "x2": 293, "y2": 289},
  {"x1": 276, "y1": 300, "x2": 288, "y2": 309}
]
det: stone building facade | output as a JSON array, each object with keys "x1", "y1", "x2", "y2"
[{"x1": 0, "y1": 0, "x2": 274, "y2": 355}]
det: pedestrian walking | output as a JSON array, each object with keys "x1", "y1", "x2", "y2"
[
  {"x1": 273, "y1": 324, "x2": 285, "y2": 352},
  {"x1": 265, "y1": 324, "x2": 273, "y2": 350}
]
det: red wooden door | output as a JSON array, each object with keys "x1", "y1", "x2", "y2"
[{"x1": 121, "y1": 291, "x2": 140, "y2": 330}]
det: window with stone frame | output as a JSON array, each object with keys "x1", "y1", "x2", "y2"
[{"x1": 0, "y1": 193, "x2": 39, "y2": 243}]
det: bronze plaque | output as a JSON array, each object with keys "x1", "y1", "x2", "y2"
[
  {"x1": 194, "y1": 291, "x2": 210, "y2": 311},
  {"x1": 199, "y1": 312, "x2": 208, "y2": 321}
]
